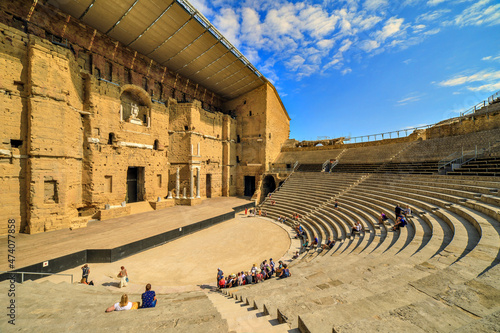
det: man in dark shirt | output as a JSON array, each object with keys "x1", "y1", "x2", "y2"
[{"x1": 395, "y1": 204, "x2": 402, "y2": 217}]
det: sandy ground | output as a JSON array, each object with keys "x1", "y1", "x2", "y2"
[{"x1": 38, "y1": 214, "x2": 292, "y2": 294}]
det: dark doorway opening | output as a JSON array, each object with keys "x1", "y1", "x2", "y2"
[
  {"x1": 244, "y1": 176, "x2": 256, "y2": 197},
  {"x1": 262, "y1": 175, "x2": 276, "y2": 198},
  {"x1": 126, "y1": 167, "x2": 145, "y2": 203},
  {"x1": 206, "y1": 174, "x2": 212, "y2": 198}
]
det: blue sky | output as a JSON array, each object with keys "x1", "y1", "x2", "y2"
[{"x1": 190, "y1": 0, "x2": 500, "y2": 141}]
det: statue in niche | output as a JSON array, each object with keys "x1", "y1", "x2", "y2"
[
  {"x1": 127, "y1": 102, "x2": 143, "y2": 125},
  {"x1": 130, "y1": 103, "x2": 139, "y2": 119}
]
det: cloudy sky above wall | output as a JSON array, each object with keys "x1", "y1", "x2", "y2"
[{"x1": 190, "y1": 0, "x2": 500, "y2": 141}]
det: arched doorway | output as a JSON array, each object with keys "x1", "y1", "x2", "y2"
[{"x1": 262, "y1": 175, "x2": 276, "y2": 198}]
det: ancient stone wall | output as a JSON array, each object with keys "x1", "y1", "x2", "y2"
[
  {"x1": 222, "y1": 83, "x2": 290, "y2": 197},
  {"x1": 0, "y1": 24, "x2": 28, "y2": 234},
  {"x1": 0, "y1": 2, "x2": 291, "y2": 235},
  {"x1": 0, "y1": 0, "x2": 224, "y2": 111}
]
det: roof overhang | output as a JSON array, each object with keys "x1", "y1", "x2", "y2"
[{"x1": 51, "y1": 0, "x2": 266, "y2": 100}]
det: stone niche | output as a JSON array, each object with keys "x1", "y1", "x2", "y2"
[{"x1": 120, "y1": 86, "x2": 152, "y2": 126}]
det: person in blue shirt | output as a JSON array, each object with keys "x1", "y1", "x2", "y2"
[{"x1": 141, "y1": 284, "x2": 157, "y2": 308}]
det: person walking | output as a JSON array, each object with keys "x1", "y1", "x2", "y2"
[{"x1": 118, "y1": 266, "x2": 128, "y2": 288}]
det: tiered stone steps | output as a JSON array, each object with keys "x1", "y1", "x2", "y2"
[
  {"x1": 228, "y1": 172, "x2": 500, "y2": 332},
  {"x1": 448, "y1": 157, "x2": 500, "y2": 177},
  {"x1": 205, "y1": 289, "x2": 293, "y2": 332},
  {"x1": 0, "y1": 280, "x2": 228, "y2": 332}
]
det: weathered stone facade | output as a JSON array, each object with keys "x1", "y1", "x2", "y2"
[{"x1": 0, "y1": 1, "x2": 290, "y2": 235}]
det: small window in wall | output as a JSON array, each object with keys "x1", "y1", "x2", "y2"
[
  {"x1": 154, "y1": 139, "x2": 160, "y2": 150},
  {"x1": 237, "y1": 135, "x2": 241, "y2": 143},
  {"x1": 108, "y1": 132, "x2": 116, "y2": 145},
  {"x1": 184, "y1": 125, "x2": 189, "y2": 131},
  {"x1": 125, "y1": 68, "x2": 132, "y2": 84},
  {"x1": 155, "y1": 82, "x2": 163, "y2": 100},
  {"x1": 143, "y1": 114, "x2": 147, "y2": 124},
  {"x1": 230, "y1": 175, "x2": 233, "y2": 185},
  {"x1": 157, "y1": 174, "x2": 162, "y2": 188},
  {"x1": 10, "y1": 139, "x2": 23, "y2": 148},
  {"x1": 44, "y1": 180, "x2": 58, "y2": 203},
  {"x1": 243, "y1": 100, "x2": 246, "y2": 105},
  {"x1": 236, "y1": 156, "x2": 240, "y2": 163},
  {"x1": 94, "y1": 67, "x2": 101, "y2": 79},
  {"x1": 249, "y1": 111, "x2": 252, "y2": 116},
  {"x1": 104, "y1": 175, "x2": 113, "y2": 193},
  {"x1": 269, "y1": 133, "x2": 271, "y2": 139},
  {"x1": 142, "y1": 77, "x2": 148, "y2": 91},
  {"x1": 104, "y1": 62, "x2": 112, "y2": 81}
]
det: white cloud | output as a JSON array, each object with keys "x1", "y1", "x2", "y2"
[
  {"x1": 438, "y1": 70, "x2": 500, "y2": 87},
  {"x1": 397, "y1": 93, "x2": 423, "y2": 106},
  {"x1": 338, "y1": 39, "x2": 353, "y2": 52},
  {"x1": 417, "y1": 9, "x2": 451, "y2": 22},
  {"x1": 376, "y1": 17, "x2": 404, "y2": 41},
  {"x1": 451, "y1": 0, "x2": 500, "y2": 27},
  {"x1": 482, "y1": 54, "x2": 500, "y2": 62},
  {"x1": 467, "y1": 82, "x2": 500, "y2": 92},
  {"x1": 364, "y1": 0, "x2": 389, "y2": 11},
  {"x1": 317, "y1": 39, "x2": 336, "y2": 50},
  {"x1": 341, "y1": 68, "x2": 352, "y2": 75},
  {"x1": 359, "y1": 39, "x2": 380, "y2": 52},
  {"x1": 427, "y1": 0, "x2": 446, "y2": 6},
  {"x1": 287, "y1": 55, "x2": 306, "y2": 71},
  {"x1": 213, "y1": 8, "x2": 241, "y2": 47}
]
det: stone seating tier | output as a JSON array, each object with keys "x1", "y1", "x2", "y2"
[{"x1": 235, "y1": 171, "x2": 500, "y2": 332}]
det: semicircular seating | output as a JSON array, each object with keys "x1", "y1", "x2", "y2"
[{"x1": 230, "y1": 168, "x2": 500, "y2": 332}]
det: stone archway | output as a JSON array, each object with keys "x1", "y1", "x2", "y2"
[{"x1": 262, "y1": 175, "x2": 276, "y2": 198}]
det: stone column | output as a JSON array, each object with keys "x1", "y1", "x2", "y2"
[
  {"x1": 196, "y1": 168, "x2": 200, "y2": 198},
  {"x1": 189, "y1": 167, "x2": 194, "y2": 199},
  {"x1": 175, "y1": 167, "x2": 180, "y2": 199}
]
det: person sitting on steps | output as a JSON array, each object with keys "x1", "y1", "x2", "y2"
[
  {"x1": 141, "y1": 284, "x2": 157, "y2": 308},
  {"x1": 350, "y1": 221, "x2": 362, "y2": 238},
  {"x1": 105, "y1": 294, "x2": 139, "y2": 312},
  {"x1": 378, "y1": 212, "x2": 389, "y2": 224},
  {"x1": 392, "y1": 214, "x2": 407, "y2": 231}
]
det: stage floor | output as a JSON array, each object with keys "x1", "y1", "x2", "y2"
[
  {"x1": 0, "y1": 197, "x2": 253, "y2": 271},
  {"x1": 34, "y1": 214, "x2": 293, "y2": 293}
]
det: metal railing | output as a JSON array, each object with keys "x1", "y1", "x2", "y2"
[
  {"x1": 344, "y1": 124, "x2": 432, "y2": 144},
  {"x1": 488, "y1": 91, "x2": 500, "y2": 104},
  {"x1": 461, "y1": 90, "x2": 500, "y2": 117},
  {"x1": 438, "y1": 144, "x2": 496, "y2": 173},
  {"x1": 1, "y1": 271, "x2": 74, "y2": 284},
  {"x1": 322, "y1": 159, "x2": 339, "y2": 172},
  {"x1": 310, "y1": 89, "x2": 500, "y2": 145}
]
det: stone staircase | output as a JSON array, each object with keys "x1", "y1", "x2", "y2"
[{"x1": 205, "y1": 289, "x2": 294, "y2": 332}]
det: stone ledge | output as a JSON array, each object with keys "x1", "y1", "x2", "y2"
[
  {"x1": 150, "y1": 200, "x2": 175, "y2": 210},
  {"x1": 98, "y1": 206, "x2": 131, "y2": 221},
  {"x1": 175, "y1": 198, "x2": 203, "y2": 206}
]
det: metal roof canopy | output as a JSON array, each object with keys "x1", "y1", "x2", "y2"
[{"x1": 52, "y1": 0, "x2": 266, "y2": 100}]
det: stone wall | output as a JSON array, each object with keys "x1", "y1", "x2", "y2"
[
  {"x1": 0, "y1": 24, "x2": 28, "y2": 234},
  {"x1": 0, "y1": 2, "x2": 291, "y2": 235},
  {"x1": 223, "y1": 82, "x2": 291, "y2": 196}
]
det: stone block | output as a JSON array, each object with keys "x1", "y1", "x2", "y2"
[
  {"x1": 98, "y1": 206, "x2": 131, "y2": 221},
  {"x1": 149, "y1": 199, "x2": 175, "y2": 210}
]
